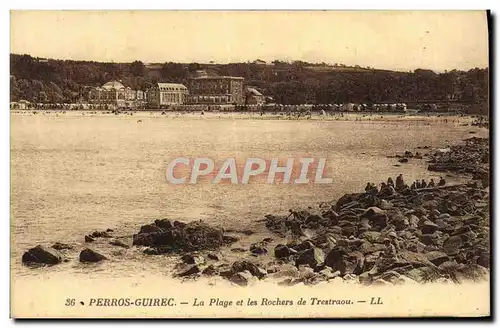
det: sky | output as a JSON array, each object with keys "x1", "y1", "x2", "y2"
[{"x1": 10, "y1": 10, "x2": 489, "y2": 72}]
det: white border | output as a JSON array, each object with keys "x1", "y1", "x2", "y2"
[{"x1": 2, "y1": 1, "x2": 498, "y2": 327}]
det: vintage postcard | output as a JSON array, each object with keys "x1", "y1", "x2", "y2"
[{"x1": 10, "y1": 10, "x2": 490, "y2": 319}]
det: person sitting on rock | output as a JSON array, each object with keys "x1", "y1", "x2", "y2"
[
  {"x1": 387, "y1": 177, "x2": 394, "y2": 186},
  {"x1": 428, "y1": 179, "x2": 436, "y2": 188},
  {"x1": 421, "y1": 179, "x2": 427, "y2": 188},
  {"x1": 382, "y1": 238, "x2": 398, "y2": 260},
  {"x1": 410, "y1": 181, "x2": 417, "y2": 189},
  {"x1": 395, "y1": 174, "x2": 404, "y2": 190},
  {"x1": 439, "y1": 177, "x2": 446, "y2": 186}
]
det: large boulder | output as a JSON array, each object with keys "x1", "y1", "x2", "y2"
[
  {"x1": 22, "y1": 245, "x2": 63, "y2": 266},
  {"x1": 79, "y1": 248, "x2": 107, "y2": 263}
]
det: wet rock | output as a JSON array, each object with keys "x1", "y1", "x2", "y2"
[
  {"x1": 52, "y1": 242, "x2": 73, "y2": 251},
  {"x1": 230, "y1": 271, "x2": 257, "y2": 286},
  {"x1": 79, "y1": 248, "x2": 107, "y2": 263},
  {"x1": 181, "y1": 254, "x2": 205, "y2": 265},
  {"x1": 424, "y1": 251, "x2": 449, "y2": 266},
  {"x1": 22, "y1": 245, "x2": 63, "y2": 266},
  {"x1": 85, "y1": 235, "x2": 95, "y2": 243},
  {"x1": 295, "y1": 248, "x2": 325, "y2": 269},
  {"x1": 109, "y1": 239, "x2": 129, "y2": 249}
]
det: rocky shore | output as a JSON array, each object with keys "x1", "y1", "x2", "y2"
[{"x1": 21, "y1": 138, "x2": 490, "y2": 287}]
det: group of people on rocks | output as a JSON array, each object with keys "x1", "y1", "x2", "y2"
[{"x1": 365, "y1": 174, "x2": 446, "y2": 195}]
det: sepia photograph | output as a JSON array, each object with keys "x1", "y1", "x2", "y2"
[{"x1": 9, "y1": 10, "x2": 491, "y2": 319}]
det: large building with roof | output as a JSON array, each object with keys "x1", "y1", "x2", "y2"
[
  {"x1": 187, "y1": 75, "x2": 245, "y2": 105},
  {"x1": 88, "y1": 81, "x2": 145, "y2": 108},
  {"x1": 146, "y1": 83, "x2": 189, "y2": 108}
]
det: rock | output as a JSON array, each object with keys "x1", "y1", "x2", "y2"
[
  {"x1": 230, "y1": 271, "x2": 257, "y2": 286},
  {"x1": 360, "y1": 231, "x2": 381, "y2": 244},
  {"x1": 181, "y1": 254, "x2": 205, "y2": 265},
  {"x1": 295, "y1": 248, "x2": 325, "y2": 269},
  {"x1": 85, "y1": 235, "x2": 95, "y2": 243},
  {"x1": 421, "y1": 220, "x2": 439, "y2": 234},
  {"x1": 379, "y1": 270, "x2": 401, "y2": 284},
  {"x1": 424, "y1": 251, "x2": 449, "y2": 266},
  {"x1": 319, "y1": 267, "x2": 340, "y2": 280},
  {"x1": 399, "y1": 158, "x2": 409, "y2": 163},
  {"x1": 405, "y1": 267, "x2": 440, "y2": 283},
  {"x1": 202, "y1": 265, "x2": 217, "y2": 276},
  {"x1": 231, "y1": 261, "x2": 267, "y2": 279},
  {"x1": 154, "y1": 219, "x2": 173, "y2": 230},
  {"x1": 140, "y1": 224, "x2": 163, "y2": 234},
  {"x1": 223, "y1": 235, "x2": 239, "y2": 244},
  {"x1": 398, "y1": 251, "x2": 436, "y2": 268},
  {"x1": 324, "y1": 247, "x2": 349, "y2": 274},
  {"x1": 207, "y1": 253, "x2": 220, "y2": 261},
  {"x1": 230, "y1": 247, "x2": 246, "y2": 253},
  {"x1": 269, "y1": 264, "x2": 300, "y2": 279},
  {"x1": 463, "y1": 216, "x2": 482, "y2": 226},
  {"x1": 274, "y1": 244, "x2": 292, "y2": 259},
  {"x1": 419, "y1": 233, "x2": 438, "y2": 246},
  {"x1": 292, "y1": 240, "x2": 315, "y2": 252},
  {"x1": 22, "y1": 245, "x2": 63, "y2": 266},
  {"x1": 106, "y1": 228, "x2": 114, "y2": 232},
  {"x1": 52, "y1": 242, "x2": 73, "y2": 251},
  {"x1": 249, "y1": 244, "x2": 268, "y2": 255},
  {"x1": 90, "y1": 230, "x2": 112, "y2": 238},
  {"x1": 360, "y1": 207, "x2": 388, "y2": 230},
  {"x1": 79, "y1": 248, "x2": 107, "y2": 263},
  {"x1": 443, "y1": 236, "x2": 463, "y2": 255},
  {"x1": 176, "y1": 265, "x2": 200, "y2": 277},
  {"x1": 109, "y1": 239, "x2": 129, "y2": 249}
]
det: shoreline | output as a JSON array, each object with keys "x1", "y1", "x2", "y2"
[{"x1": 18, "y1": 136, "x2": 490, "y2": 288}]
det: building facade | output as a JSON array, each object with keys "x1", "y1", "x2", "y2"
[
  {"x1": 146, "y1": 83, "x2": 188, "y2": 108},
  {"x1": 88, "y1": 81, "x2": 145, "y2": 108},
  {"x1": 187, "y1": 76, "x2": 245, "y2": 105}
]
